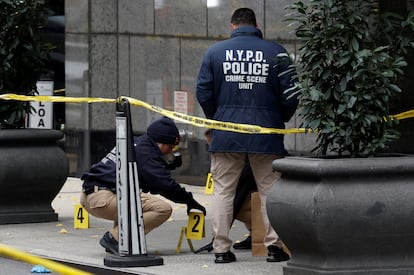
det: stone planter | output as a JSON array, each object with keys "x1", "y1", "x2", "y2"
[
  {"x1": 0, "y1": 129, "x2": 69, "y2": 224},
  {"x1": 267, "y1": 156, "x2": 414, "y2": 275}
]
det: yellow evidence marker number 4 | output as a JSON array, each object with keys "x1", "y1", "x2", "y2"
[{"x1": 74, "y1": 203, "x2": 89, "y2": 229}]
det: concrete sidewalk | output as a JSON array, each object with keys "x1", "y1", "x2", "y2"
[{"x1": 0, "y1": 177, "x2": 285, "y2": 275}]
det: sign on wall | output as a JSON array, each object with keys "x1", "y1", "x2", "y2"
[
  {"x1": 27, "y1": 81, "x2": 54, "y2": 129},
  {"x1": 174, "y1": 91, "x2": 188, "y2": 115}
]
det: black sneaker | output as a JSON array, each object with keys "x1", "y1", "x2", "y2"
[
  {"x1": 195, "y1": 239, "x2": 214, "y2": 253},
  {"x1": 214, "y1": 251, "x2": 237, "y2": 263},
  {"x1": 266, "y1": 245, "x2": 290, "y2": 262},
  {"x1": 99, "y1": 231, "x2": 119, "y2": 255},
  {"x1": 233, "y1": 236, "x2": 252, "y2": 250}
]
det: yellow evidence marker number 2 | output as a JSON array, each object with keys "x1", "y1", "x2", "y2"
[
  {"x1": 204, "y1": 172, "x2": 214, "y2": 194},
  {"x1": 186, "y1": 211, "x2": 205, "y2": 240},
  {"x1": 74, "y1": 203, "x2": 89, "y2": 229}
]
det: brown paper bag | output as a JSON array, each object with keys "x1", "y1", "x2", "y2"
[
  {"x1": 250, "y1": 191, "x2": 292, "y2": 257},
  {"x1": 251, "y1": 191, "x2": 267, "y2": 256}
]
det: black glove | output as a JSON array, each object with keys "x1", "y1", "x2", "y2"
[
  {"x1": 186, "y1": 192, "x2": 206, "y2": 216},
  {"x1": 165, "y1": 152, "x2": 182, "y2": 170}
]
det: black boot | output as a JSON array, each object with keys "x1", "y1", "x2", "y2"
[
  {"x1": 233, "y1": 236, "x2": 252, "y2": 250},
  {"x1": 266, "y1": 245, "x2": 290, "y2": 262},
  {"x1": 99, "y1": 231, "x2": 119, "y2": 255},
  {"x1": 215, "y1": 251, "x2": 237, "y2": 263},
  {"x1": 195, "y1": 239, "x2": 214, "y2": 253}
]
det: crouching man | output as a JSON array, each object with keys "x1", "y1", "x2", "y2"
[{"x1": 80, "y1": 117, "x2": 206, "y2": 254}]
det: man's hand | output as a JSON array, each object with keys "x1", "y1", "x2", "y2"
[{"x1": 186, "y1": 193, "x2": 206, "y2": 215}]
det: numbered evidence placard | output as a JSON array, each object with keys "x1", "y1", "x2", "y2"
[
  {"x1": 74, "y1": 203, "x2": 89, "y2": 229},
  {"x1": 176, "y1": 211, "x2": 206, "y2": 253},
  {"x1": 204, "y1": 172, "x2": 214, "y2": 194},
  {"x1": 186, "y1": 211, "x2": 205, "y2": 240}
]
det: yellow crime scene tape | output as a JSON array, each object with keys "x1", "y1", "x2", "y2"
[
  {"x1": 0, "y1": 93, "x2": 414, "y2": 133},
  {"x1": 0, "y1": 92, "x2": 414, "y2": 270},
  {"x1": 0, "y1": 93, "x2": 307, "y2": 134},
  {"x1": 0, "y1": 243, "x2": 93, "y2": 275},
  {"x1": 54, "y1": 88, "x2": 66, "y2": 94},
  {"x1": 389, "y1": 109, "x2": 414, "y2": 121}
]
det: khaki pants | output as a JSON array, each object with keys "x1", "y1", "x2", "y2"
[
  {"x1": 80, "y1": 189, "x2": 172, "y2": 241},
  {"x1": 211, "y1": 153, "x2": 283, "y2": 253}
]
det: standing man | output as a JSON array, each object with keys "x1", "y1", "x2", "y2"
[
  {"x1": 195, "y1": 129, "x2": 257, "y2": 254},
  {"x1": 80, "y1": 117, "x2": 206, "y2": 254},
  {"x1": 196, "y1": 8, "x2": 299, "y2": 264}
]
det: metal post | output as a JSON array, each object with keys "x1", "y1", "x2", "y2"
[{"x1": 104, "y1": 98, "x2": 163, "y2": 267}]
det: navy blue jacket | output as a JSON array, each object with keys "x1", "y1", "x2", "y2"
[
  {"x1": 81, "y1": 134, "x2": 192, "y2": 204},
  {"x1": 196, "y1": 26, "x2": 299, "y2": 154}
]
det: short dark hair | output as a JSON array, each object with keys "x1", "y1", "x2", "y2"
[{"x1": 231, "y1": 8, "x2": 257, "y2": 26}]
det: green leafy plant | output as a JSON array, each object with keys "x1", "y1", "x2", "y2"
[
  {"x1": 287, "y1": 0, "x2": 414, "y2": 156},
  {"x1": 0, "y1": 0, "x2": 52, "y2": 129}
]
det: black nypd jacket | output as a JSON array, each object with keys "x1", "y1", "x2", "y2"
[
  {"x1": 196, "y1": 26, "x2": 299, "y2": 154},
  {"x1": 81, "y1": 134, "x2": 193, "y2": 204}
]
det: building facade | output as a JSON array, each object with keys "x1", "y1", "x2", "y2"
[{"x1": 64, "y1": 0, "x2": 413, "y2": 179}]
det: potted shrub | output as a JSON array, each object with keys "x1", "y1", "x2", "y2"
[
  {"x1": 0, "y1": 0, "x2": 68, "y2": 224},
  {"x1": 266, "y1": 0, "x2": 414, "y2": 274}
]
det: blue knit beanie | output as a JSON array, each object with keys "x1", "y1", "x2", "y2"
[{"x1": 147, "y1": 117, "x2": 180, "y2": 145}]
